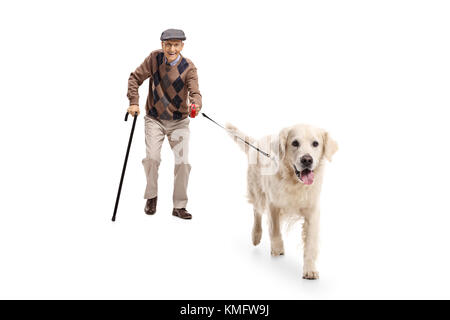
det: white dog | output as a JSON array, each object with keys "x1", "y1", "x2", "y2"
[{"x1": 226, "y1": 123, "x2": 338, "y2": 279}]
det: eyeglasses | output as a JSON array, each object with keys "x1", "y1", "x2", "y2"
[{"x1": 163, "y1": 42, "x2": 182, "y2": 49}]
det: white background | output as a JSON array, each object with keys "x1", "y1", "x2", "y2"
[{"x1": 0, "y1": 0, "x2": 449, "y2": 299}]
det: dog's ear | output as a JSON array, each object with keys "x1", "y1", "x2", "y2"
[
  {"x1": 323, "y1": 130, "x2": 338, "y2": 162},
  {"x1": 277, "y1": 128, "x2": 290, "y2": 160}
]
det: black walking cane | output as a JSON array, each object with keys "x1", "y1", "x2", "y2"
[{"x1": 111, "y1": 111, "x2": 138, "y2": 222}]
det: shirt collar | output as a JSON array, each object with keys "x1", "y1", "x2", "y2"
[{"x1": 164, "y1": 54, "x2": 181, "y2": 66}]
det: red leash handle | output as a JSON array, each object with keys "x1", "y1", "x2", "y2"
[{"x1": 189, "y1": 104, "x2": 197, "y2": 118}]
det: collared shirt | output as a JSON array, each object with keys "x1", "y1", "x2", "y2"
[{"x1": 164, "y1": 54, "x2": 181, "y2": 66}]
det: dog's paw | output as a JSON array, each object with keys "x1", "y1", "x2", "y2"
[
  {"x1": 271, "y1": 248, "x2": 284, "y2": 256},
  {"x1": 252, "y1": 230, "x2": 262, "y2": 246},
  {"x1": 270, "y1": 239, "x2": 284, "y2": 256},
  {"x1": 302, "y1": 270, "x2": 319, "y2": 280}
]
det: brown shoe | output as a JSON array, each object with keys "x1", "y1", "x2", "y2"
[
  {"x1": 172, "y1": 208, "x2": 192, "y2": 220},
  {"x1": 144, "y1": 197, "x2": 157, "y2": 215}
]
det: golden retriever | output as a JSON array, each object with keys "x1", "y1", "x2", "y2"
[{"x1": 226, "y1": 123, "x2": 338, "y2": 279}]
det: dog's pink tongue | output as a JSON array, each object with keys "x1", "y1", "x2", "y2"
[{"x1": 302, "y1": 171, "x2": 314, "y2": 185}]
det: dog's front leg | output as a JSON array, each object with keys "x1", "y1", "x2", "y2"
[
  {"x1": 302, "y1": 209, "x2": 320, "y2": 279},
  {"x1": 268, "y1": 205, "x2": 284, "y2": 256}
]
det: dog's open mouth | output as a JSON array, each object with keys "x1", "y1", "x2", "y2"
[{"x1": 294, "y1": 165, "x2": 314, "y2": 185}]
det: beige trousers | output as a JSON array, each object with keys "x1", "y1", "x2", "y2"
[{"x1": 142, "y1": 115, "x2": 191, "y2": 208}]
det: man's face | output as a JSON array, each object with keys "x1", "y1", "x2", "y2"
[{"x1": 161, "y1": 40, "x2": 184, "y2": 63}]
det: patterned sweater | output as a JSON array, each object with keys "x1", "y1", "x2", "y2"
[{"x1": 127, "y1": 49, "x2": 202, "y2": 121}]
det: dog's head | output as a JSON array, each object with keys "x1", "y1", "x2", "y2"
[{"x1": 276, "y1": 124, "x2": 338, "y2": 185}]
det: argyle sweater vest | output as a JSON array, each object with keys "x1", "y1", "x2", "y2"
[{"x1": 127, "y1": 49, "x2": 202, "y2": 121}]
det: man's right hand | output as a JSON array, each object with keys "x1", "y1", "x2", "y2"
[{"x1": 127, "y1": 105, "x2": 140, "y2": 116}]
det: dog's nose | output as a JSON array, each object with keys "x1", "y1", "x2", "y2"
[{"x1": 301, "y1": 154, "x2": 313, "y2": 168}]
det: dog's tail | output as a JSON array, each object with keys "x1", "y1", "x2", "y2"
[{"x1": 225, "y1": 123, "x2": 256, "y2": 155}]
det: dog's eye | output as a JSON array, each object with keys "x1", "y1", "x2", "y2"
[
  {"x1": 312, "y1": 141, "x2": 319, "y2": 147},
  {"x1": 292, "y1": 140, "x2": 299, "y2": 147}
]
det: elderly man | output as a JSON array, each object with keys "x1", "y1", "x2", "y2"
[{"x1": 127, "y1": 29, "x2": 202, "y2": 219}]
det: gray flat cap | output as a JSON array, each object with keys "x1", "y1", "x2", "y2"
[{"x1": 160, "y1": 29, "x2": 186, "y2": 41}]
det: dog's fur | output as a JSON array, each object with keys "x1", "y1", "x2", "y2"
[{"x1": 226, "y1": 123, "x2": 338, "y2": 279}]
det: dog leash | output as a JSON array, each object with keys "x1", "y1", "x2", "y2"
[{"x1": 201, "y1": 113, "x2": 272, "y2": 159}]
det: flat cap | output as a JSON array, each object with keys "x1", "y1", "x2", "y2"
[{"x1": 160, "y1": 29, "x2": 186, "y2": 41}]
